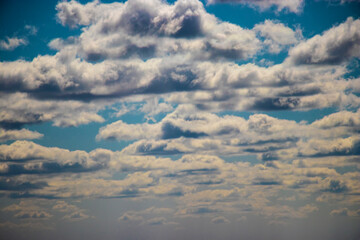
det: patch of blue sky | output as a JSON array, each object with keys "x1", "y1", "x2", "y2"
[
  {"x1": 216, "y1": 107, "x2": 338, "y2": 123},
  {"x1": 25, "y1": 121, "x2": 134, "y2": 152},
  {"x1": 0, "y1": 0, "x2": 81, "y2": 61},
  {"x1": 345, "y1": 58, "x2": 360, "y2": 79},
  {"x1": 23, "y1": 99, "x2": 175, "y2": 152},
  {"x1": 205, "y1": 0, "x2": 360, "y2": 37}
]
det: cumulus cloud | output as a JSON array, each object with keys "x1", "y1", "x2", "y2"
[
  {"x1": 54, "y1": 0, "x2": 260, "y2": 62},
  {"x1": 3, "y1": 200, "x2": 52, "y2": 220},
  {"x1": 56, "y1": 0, "x2": 105, "y2": 28},
  {"x1": 287, "y1": 17, "x2": 360, "y2": 65},
  {"x1": 0, "y1": 128, "x2": 43, "y2": 142},
  {"x1": 1, "y1": 0, "x2": 360, "y2": 233},
  {"x1": 0, "y1": 93, "x2": 105, "y2": 128},
  {"x1": 0, "y1": 139, "x2": 358, "y2": 224},
  {"x1": 254, "y1": 20, "x2": 302, "y2": 53},
  {"x1": 63, "y1": 211, "x2": 90, "y2": 221},
  {"x1": 0, "y1": 140, "x2": 108, "y2": 175},
  {"x1": 311, "y1": 108, "x2": 360, "y2": 129},
  {"x1": 98, "y1": 106, "x2": 360, "y2": 157},
  {"x1": 0, "y1": 4, "x2": 359, "y2": 129}
]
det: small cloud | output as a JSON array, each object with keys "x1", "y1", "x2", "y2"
[
  {"x1": 63, "y1": 211, "x2": 90, "y2": 221},
  {"x1": 211, "y1": 216, "x2": 230, "y2": 224},
  {"x1": 140, "y1": 98, "x2": 173, "y2": 122},
  {"x1": 25, "y1": 25, "x2": 38, "y2": 35},
  {"x1": 0, "y1": 128, "x2": 43, "y2": 142},
  {"x1": 0, "y1": 37, "x2": 27, "y2": 51},
  {"x1": 146, "y1": 217, "x2": 167, "y2": 225},
  {"x1": 330, "y1": 208, "x2": 360, "y2": 217},
  {"x1": 118, "y1": 213, "x2": 144, "y2": 222},
  {"x1": 146, "y1": 217, "x2": 177, "y2": 226},
  {"x1": 14, "y1": 210, "x2": 52, "y2": 219}
]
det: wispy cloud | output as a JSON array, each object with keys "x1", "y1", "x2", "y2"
[{"x1": 0, "y1": 37, "x2": 27, "y2": 51}]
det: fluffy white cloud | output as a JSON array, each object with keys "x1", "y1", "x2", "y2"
[
  {"x1": 0, "y1": 2, "x2": 359, "y2": 129},
  {"x1": 254, "y1": 20, "x2": 301, "y2": 53},
  {"x1": 0, "y1": 140, "x2": 108, "y2": 175},
  {"x1": 0, "y1": 128, "x2": 43, "y2": 142},
  {"x1": 311, "y1": 108, "x2": 360, "y2": 129},
  {"x1": 0, "y1": 93, "x2": 105, "y2": 128},
  {"x1": 55, "y1": 0, "x2": 260, "y2": 62},
  {"x1": 98, "y1": 106, "x2": 360, "y2": 158},
  {"x1": 0, "y1": 139, "x2": 358, "y2": 225}
]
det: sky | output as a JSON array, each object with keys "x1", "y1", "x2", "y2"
[{"x1": 0, "y1": 0, "x2": 360, "y2": 239}]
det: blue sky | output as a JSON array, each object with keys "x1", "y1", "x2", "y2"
[{"x1": 0, "y1": 0, "x2": 360, "y2": 239}]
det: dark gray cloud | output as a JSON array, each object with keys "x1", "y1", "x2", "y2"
[
  {"x1": 250, "y1": 97, "x2": 300, "y2": 111},
  {"x1": 0, "y1": 179, "x2": 47, "y2": 191},
  {"x1": 253, "y1": 177, "x2": 282, "y2": 186},
  {"x1": 161, "y1": 122, "x2": 208, "y2": 139},
  {"x1": 0, "y1": 162, "x2": 104, "y2": 176}
]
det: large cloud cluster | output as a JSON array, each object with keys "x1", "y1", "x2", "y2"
[
  {"x1": 97, "y1": 105, "x2": 360, "y2": 159},
  {"x1": 0, "y1": 0, "x2": 359, "y2": 132},
  {"x1": 0, "y1": 0, "x2": 360, "y2": 232},
  {"x1": 0, "y1": 138, "x2": 359, "y2": 224}
]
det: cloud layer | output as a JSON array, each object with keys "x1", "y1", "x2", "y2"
[
  {"x1": 0, "y1": 1, "x2": 359, "y2": 129},
  {"x1": 0, "y1": 0, "x2": 360, "y2": 237}
]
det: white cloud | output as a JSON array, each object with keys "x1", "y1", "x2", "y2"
[
  {"x1": 0, "y1": 140, "x2": 108, "y2": 175},
  {"x1": 0, "y1": 93, "x2": 105, "y2": 128},
  {"x1": 287, "y1": 17, "x2": 360, "y2": 65},
  {"x1": 254, "y1": 20, "x2": 302, "y2": 53},
  {"x1": 0, "y1": 37, "x2": 27, "y2": 51},
  {"x1": 55, "y1": 0, "x2": 260, "y2": 62},
  {"x1": 3, "y1": 200, "x2": 52, "y2": 220},
  {"x1": 25, "y1": 25, "x2": 38, "y2": 35},
  {"x1": 56, "y1": 0, "x2": 108, "y2": 28},
  {"x1": 211, "y1": 216, "x2": 230, "y2": 224},
  {"x1": 0, "y1": 128, "x2": 43, "y2": 142},
  {"x1": 0, "y1": 139, "x2": 359, "y2": 224},
  {"x1": 0, "y1": 7, "x2": 358, "y2": 129},
  {"x1": 98, "y1": 106, "x2": 360, "y2": 158},
  {"x1": 330, "y1": 208, "x2": 360, "y2": 217}
]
